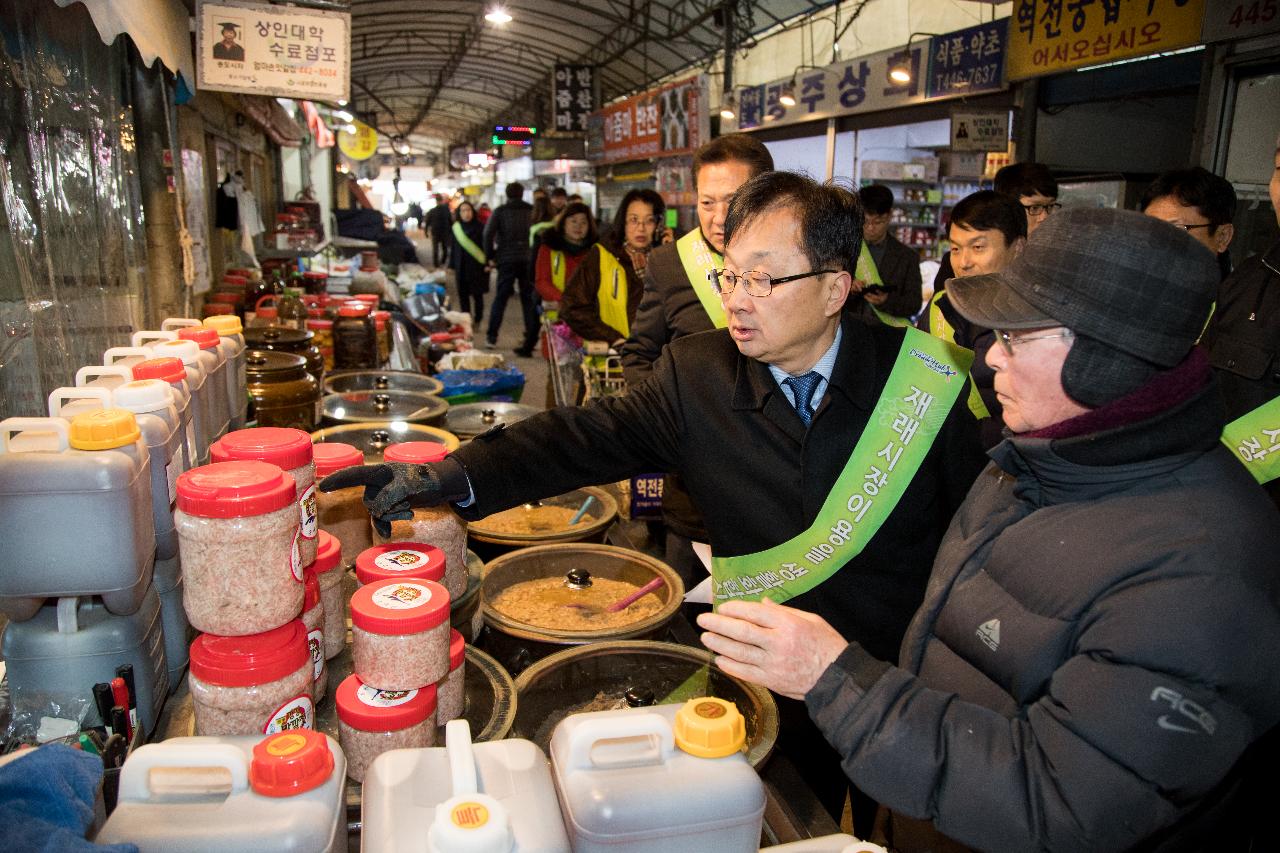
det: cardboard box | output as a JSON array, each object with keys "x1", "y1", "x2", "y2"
[{"x1": 861, "y1": 160, "x2": 903, "y2": 181}]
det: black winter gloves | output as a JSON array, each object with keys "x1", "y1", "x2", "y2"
[{"x1": 318, "y1": 456, "x2": 472, "y2": 537}]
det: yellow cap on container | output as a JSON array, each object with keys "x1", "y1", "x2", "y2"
[
  {"x1": 673, "y1": 697, "x2": 746, "y2": 758},
  {"x1": 204, "y1": 314, "x2": 244, "y2": 336},
  {"x1": 68, "y1": 408, "x2": 141, "y2": 450}
]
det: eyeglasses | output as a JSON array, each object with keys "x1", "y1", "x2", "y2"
[
  {"x1": 1170, "y1": 222, "x2": 1214, "y2": 232},
  {"x1": 626, "y1": 216, "x2": 660, "y2": 227},
  {"x1": 993, "y1": 328, "x2": 1074, "y2": 356},
  {"x1": 708, "y1": 268, "x2": 836, "y2": 297},
  {"x1": 1022, "y1": 202, "x2": 1063, "y2": 217}
]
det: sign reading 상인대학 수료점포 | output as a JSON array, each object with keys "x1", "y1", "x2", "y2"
[{"x1": 196, "y1": 0, "x2": 350, "y2": 102}]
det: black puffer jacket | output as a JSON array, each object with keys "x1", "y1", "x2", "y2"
[
  {"x1": 806, "y1": 369, "x2": 1280, "y2": 852},
  {"x1": 482, "y1": 198, "x2": 532, "y2": 267}
]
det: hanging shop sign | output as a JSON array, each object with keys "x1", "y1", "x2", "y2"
[
  {"x1": 552, "y1": 65, "x2": 595, "y2": 134},
  {"x1": 586, "y1": 75, "x2": 709, "y2": 165},
  {"x1": 337, "y1": 119, "x2": 379, "y2": 161},
  {"x1": 1201, "y1": 0, "x2": 1280, "y2": 43},
  {"x1": 1007, "y1": 0, "x2": 1207, "y2": 81},
  {"x1": 196, "y1": 0, "x2": 350, "y2": 102},
  {"x1": 926, "y1": 19, "x2": 1009, "y2": 98},
  {"x1": 950, "y1": 109, "x2": 1011, "y2": 152}
]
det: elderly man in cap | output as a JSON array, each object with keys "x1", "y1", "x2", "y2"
[{"x1": 700, "y1": 207, "x2": 1280, "y2": 852}]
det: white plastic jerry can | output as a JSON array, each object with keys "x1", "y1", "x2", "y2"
[{"x1": 361, "y1": 718, "x2": 571, "y2": 853}]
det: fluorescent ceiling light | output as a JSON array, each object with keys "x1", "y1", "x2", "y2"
[{"x1": 485, "y1": 7, "x2": 512, "y2": 24}]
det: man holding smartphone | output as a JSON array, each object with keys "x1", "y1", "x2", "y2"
[{"x1": 853, "y1": 185, "x2": 923, "y2": 320}]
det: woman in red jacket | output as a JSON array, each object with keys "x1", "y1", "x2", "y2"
[{"x1": 533, "y1": 201, "x2": 598, "y2": 313}]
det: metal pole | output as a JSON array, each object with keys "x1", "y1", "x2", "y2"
[
  {"x1": 722, "y1": 1, "x2": 734, "y2": 96},
  {"x1": 825, "y1": 118, "x2": 836, "y2": 182}
]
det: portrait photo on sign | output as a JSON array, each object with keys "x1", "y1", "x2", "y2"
[{"x1": 211, "y1": 18, "x2": 245, "y2": 63}]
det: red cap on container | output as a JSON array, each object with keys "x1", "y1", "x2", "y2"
[
  {"x1": 449, "y1": 629, "x2": 465, "y2": 671},
  {"x1": 338, "y1": 304, "x2": 369, "y2": 318},
  {"x1": 307, "y1": 308, "x2": 326, "y2": 320},
  {"x1": 354, "y1": 293, "x2": 379, "y2": 305},
  {"x1": 373, "y1": 312, "x2": 388, "y2": 329},
  {"x1": 355, "y1": 543, "x2": 445, "y2": 586},
  {"x1": 202, "y1": 304, "x2": 235, "y2": 317},
  {"x1": 249, "y1": 729, "x2": 335, "y2": 798},
  {"x1": 211, "y1": 427, "x2": 314, "y2": 471},
  {"x1": 350, "y1": 578, "x2": 449, "y2": 634},
  {"x1": 303, "y1": 569, "x2": 321, "y2": 612},
  {"x1": 189, "y1": 620, "x2": 309, "y2": 687},
  {"x1": 176, "y1": 460, "x2": 296, "y2": 518},
  {"x1": 178, "y1": 327, "x2": 220, "y2": 350},
  {"x1": 312, "y1": 441, "x2": 363, "y2": 477},
  {"x1": 132, "y1": 357, "x2": 186, "y2": 384},
  {"x1": 335, "y1": 675, "x2": 436, "y2": 732},
  {"x1": 222, "y1": 274, "x2": 249, "y2": 287},
  {"x1": 429, "y1": 332, "x2": 454, "y2": 343},
  {"x1": 307, "y1": 318, "x2": 333, "y2": 330},
  {"x1": 303, "y1": 271, "x2": 328, "y2": 281},
  {"x1": 307, "y1": 530, "x2": 342, "y2": 575},
  {"x1": 382, "y1": 442, "x2": 448, "y2": 464},
  {"x1": 208, "y1": 292, "x2": 241, "y2": 304},
  {"x1": 227, "y1": 267, "x2": 253, "y2": 277}
]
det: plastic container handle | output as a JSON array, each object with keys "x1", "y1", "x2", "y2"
[
  {"x1": 444, "y1": 718, "x2": 478, "y2": 797},
  {"x1": 76, "y1": 365, "x2": 134, "y2": 387},
  {"x1": 103, "y1": 346, "x2": 154, "y2": 366},
  {"x1": 132, "y1": 330, "x2": 177, "y2": 347},
  {"x1": 161, "y1": 318, "x2": 203, "y2": 331},
  {"x1": 0, "y1": 417, "x2": 71, "y2": 454},
  {"x1": 117, "y1": 742, "x2": 249, "y2": 802},
  {"x1": 56, "y1": 597, "x2": 81, "y2": 634},
  {"x1": 47, "y1": 385, "x2": 112, "y2": 418},
  {"x1": 564, "y1": 713, "x2": 675, "y2": 771}
]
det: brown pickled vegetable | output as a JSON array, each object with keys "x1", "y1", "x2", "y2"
[{"x1": 489, "y1": 576, "x2": 662, "y2": 631}]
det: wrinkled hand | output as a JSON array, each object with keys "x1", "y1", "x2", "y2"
[
  {"x1": 697, "y1": 598, "x2": 848, "y2": 700},
  {"x1": 319, "y1": 458, "x2": 470, "y2": 537}
]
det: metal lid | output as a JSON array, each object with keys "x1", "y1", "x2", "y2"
[
  {"x1": 321, "y1": 390, "x2": 449, "y2": 425},
  {"x1": 444, "y1": 402, "x2": 541, "y2": 439},
  {"x1": 244, "y1": 325, "x2": 313, "y2": 350},
  {"x1": 323, "y1": 370, "x2": 444, "y2": 396},
  {"x1": 245, "y1": 349, "x2": 308, "y2": 376},
  {"x1": 310, "y1": 421, "x2": 460, "y2": 460}
]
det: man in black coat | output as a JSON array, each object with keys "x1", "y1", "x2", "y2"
[
  {"x1": 853, "y1": 184, "x2": 923, "y2": 320},
  {"x1": 320, "y1": 173, "x2": 986, "y2": 834},
  {"x1": 426, "y1": 195, "x2": 452, "y2": 268},
  {"x1": 483, "y1": 182, "x2": 536, "y2": 355}
]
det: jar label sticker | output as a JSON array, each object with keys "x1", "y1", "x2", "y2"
[
  {"x1": 372, "y1": 582, "x2": 431, "y2": 610},
  {"x1": 373, "y1": 549, "x2": 431, "y2": 573},
  {"x1": 355, "y1": 684, "x2": 419, "y2": 708},
  {"x1": 299, "y1": 483, "x2": 318, "y2": 539},
  {"x1": 263, "y1": 694, "x2": 314, "y2": 734},
  {"x1": 307, "y1": 628, "x2": 324, "y2": 680},
  {"x1": 450, "y1": 801, "x2": 490, "y2": 830},
  {"x1": 289, "y1": 528, "x2": 303, "y2": 582}
]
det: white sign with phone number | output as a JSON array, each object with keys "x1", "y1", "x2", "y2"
[{"x1": 1201, "y1": 0, "x2": 1280, "y2": 42}]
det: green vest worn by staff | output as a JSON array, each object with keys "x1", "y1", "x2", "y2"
[
  {"x1": 926, "y1": 290, "x2": 991, "y2": 420},
  {"x1": 1222, "y1": 395, "x2": 1280, "y2": 485},
  {"x1": 596, "y1": 246, "x2": 630, "y2": 337},
  {"x1": 453, "y1": 221, "x2": 486, "y2": 265},
  {"x1": 677, "y1": 229, "x2": 727, "y2": 329},
  {"x1": 712, "y1": 327, "x2": 972, "y2": 607},
  {"x1": 855, "y1": 242, "x2": 911, "y2": 329},
  {"x1": 529, "y1": 220, "x2": 553, "y2": 247}
]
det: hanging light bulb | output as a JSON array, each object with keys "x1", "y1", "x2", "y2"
[
  {"x1": 484, "y1": 6, "x2": 512, "y2": 24},
  {"x1": 390, "y1": 167, "x2": 410, "y2": 216},
  {"x1": 719, "y1": 94, "x2": 737, "y2": 120},
  {"x1": 779, "y1": 78, "x2": 797, "y2": 107}
]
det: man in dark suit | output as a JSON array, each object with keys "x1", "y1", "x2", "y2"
[
  {"x1": 320, "y1": 172, "x2": 986, "y2": 836},
  {"x1": 853, "y1": 184, "x2": 923, "y2": 320}
]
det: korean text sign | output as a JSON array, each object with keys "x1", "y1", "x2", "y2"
[
  {"x1": 926, "y1": 19, "x2": 1009, "y2": 98},
  {"x1": 552, "y1": 65, "x2": 595, "y2": 134},
  {"x1": 588, "y1": 75, "x2": 708, "y2": 164},
  {"x1": 197, "y1": 0, "x2": 350, "y2": 102},
  {"x1": 1007, "y1": 0, "x2": 1206, "y2": 81}
]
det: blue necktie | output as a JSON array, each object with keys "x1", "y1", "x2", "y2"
[{"x1": 784, "y1": 371, "x2": 822, "y2": 426}]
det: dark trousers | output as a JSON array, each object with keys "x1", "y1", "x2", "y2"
[
  {"x1": 457, "y1": 288, "x2": 484, "y2": 325},
  {"x1": 776, "y1": 694, "x2": 880, "y2": 838},
  {"x1": 486, "y1": 261, "x2": 538, "y2": 349},
  {"x1": 432, "y1": 234, "x2": 449, "y2": 266}
]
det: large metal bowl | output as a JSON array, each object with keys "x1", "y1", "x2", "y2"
[
  {"x1": 310, "y1": 421, "x2": 460, "y2": 460},
  {"x1": 444, "y1": 402, "x2": 542, "y2": 440},
  {"x1": 324, "y1": 369, "x2": 444, "y2": 396},
  {"x1": 467, "y1": 486, "x2": 617, "y2": 561}
]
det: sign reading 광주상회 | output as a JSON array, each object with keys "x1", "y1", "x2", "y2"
[{"x1": 196, "y1": 0, "x2": 350, "y2": 102}]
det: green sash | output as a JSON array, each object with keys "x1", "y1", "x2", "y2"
[
  {"x1": 711, "y1": 328, "x2": 972, "y2": 607},
  {"x1": 1222, "y1": 396, "x2": 1280, "y2": 484},
  {"x1": 926, "y1": 290, "x2": 991, "y2": 419},
  {"x1": 453, "y1": 221, "x2": 486, "y2": 265},
  {"x1": 596, "y1": 247, "x2": 630, "y2": 337},
  {"x1": 857, "y1": 242, "x2": 911, "y2": 329},
  {"x1": 677, "y1": 229, "x2": 727, "y2": 329},
  {"x1": 529, "y1": 220, "x2": 554, "y2": 247}
]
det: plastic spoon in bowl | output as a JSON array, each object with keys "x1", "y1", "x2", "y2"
[
  {"x1": 606, "y1": 576, "x2": 666, "y2": 612},
  {"x1": 568, "y1": 495, "x2": 596, "y2": 525}
]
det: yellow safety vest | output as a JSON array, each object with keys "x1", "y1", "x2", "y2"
[
  {"x1": 596, "y1": 247, "x2": 630, "y2": 338},
  {"x1": 927, "y1": 290, "x2": 991, "y2": 419},
  {"x1": 550, "y1": 249, "x2": 566, "y2": 292}
]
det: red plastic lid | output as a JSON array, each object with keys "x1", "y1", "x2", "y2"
[
  {"x1": 176, "y1": 460, "x2": 296, "y2": 517},
  {"x1": 250, "y1": 729, "x2": 335, "y2": 798},
  {"x1": 338, "y1": 304, "x2": 370, "y2": 318},
  {"x1": 382, "y1": 442, "x2": 448, "y2": 464},
  {"x1": 350, "y1": 578, "x2": 449, "y2": 634},
  {"x1": 178, "y1": 327, "x2": 220, "y2": 350},
  {"x1": 211, "y1": 427, "x2": 314, "y2": 471},
  {"x1": 307, "y1": 310, "x2": 328, "y2": 321},
  {"x1": 256, "y1": 306, "x2": 279, "y2": 319},
  {"x1": 227, "y1": 267, "x2": 253, "y2": 277},
  {"x1": 306, "y1": 530, "x2": 342, "y2": 575},
  {"x1": 449, "y1": 629, "x2": 465, "y2": 671},
  {"x1": 353, "y1": 294, "x2": 379, "y2": 305},
  {"x1": 223, "y1": 274, "x2": 249, "y2": 286},
  {"x1": 355, "y1": 543, "x2": 445, "y2": 586},
  {"x1": 303, "y1": 271, "x2": 328, "y2": 281},
  {"x1": 303, "y1": 569, "x2": 320, "y2": 612},
  {"x1": 132, "y1": 357, "x2": 186, "y2": 384},
  {"x1": 189, "y1": 620, "x2": 309, "y2": 687},
  {"x1": 202, "y1": 304, "x2": 235, "y2": 317},
  {"x1": 209, "y1": 292, "x2": 241, "y2": 304},
  {"x1": 429, "y1": 332, "x2": 454, "y2": 343},
  {"x1": 335, "y1": 675, "x2": 436, "y2": 731},
  {"x1": 312, "y1": 441, "x2": 363, "y2": 477}
]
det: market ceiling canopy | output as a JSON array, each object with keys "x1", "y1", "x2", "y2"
[{"x1": 346, "y1": 0, "x2": 841, "y2": 153}]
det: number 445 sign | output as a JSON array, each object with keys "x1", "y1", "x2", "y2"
[{"x1": 1202, "y1": 0, "x2": 1280, "y2": 42}]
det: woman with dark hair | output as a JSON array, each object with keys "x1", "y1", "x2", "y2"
[
  {"x1": 533, "y1": 201, "x2": 597, "y2": 309},
  {"x1": 449, "y1": 201, "x2": 488, "y2": 324},
  {"x1": 561, "y1": 189, "x2": 665, "y2": 345}
]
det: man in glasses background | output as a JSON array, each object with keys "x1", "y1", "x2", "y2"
[
  {"x1": 321, "y1": 171, "x2": 987, "y2": 835},
  {"x1": 1140, "y1": 166, "x2": 1237, "y2": 282},
  {"x1": 699, "y1": 207, "x2": 1280, "y2": 852}
]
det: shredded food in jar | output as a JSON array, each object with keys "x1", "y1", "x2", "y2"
[
  {"x1": 476, "y1": 504, "x2": 592, "y2": 536},
  {"x1": 488, "y1": 576, "x2": 662, "y2": 631},
  {"x1": 339, "y1": 716, "x2": 435, "y2": 783},
  {"x1": 377, "y1": 509, "x2": 468, "y2": 600},
  {"x1": 190, "y1": 662, "x2": 312, "y2": 736},
  {"x1": 437, "y1": 664, "x2": 465, "y2": 722}
]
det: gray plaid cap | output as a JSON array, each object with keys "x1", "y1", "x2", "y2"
[{"x1": 947, "y1": 206, "x2": 1218, "y2": 368}]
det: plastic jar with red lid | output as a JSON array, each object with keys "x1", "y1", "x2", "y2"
[
  {"x1": 350, "y1": 577, "x2": 451, "y2": 691},
  {"x1": 313, "y1": 441, "x2": 370, "y2": 568},
  {"x1": 306, "y1": 530, "x2": 346, "y2": 660},
  {"x1": 436, "y1": 629, "x2": 466, "y2": 723},
  {"x1": 373, "y1": 442, "x2": 467, "y2": 600},
  {"x1": 175, "y1": 460, "x2": 302, "y2": 636},
  {"x1": 335, "y1": 675, "x2": 437, "y2": 782},
  {"x1": 355, "y1": 542, "x2": 445, "y2": 587},
  {"x1": 372, "y1": 310, "x2": 391, "y2": 365},
  {"x1": 301, "y1": 570, "x2": 327, "y2": 703},
  {"x1": 211, "y1": 427, "x2": 318, "y2": 567},
  {"x1": 188, "y1": 620, "x2": 314, "y2": 736}
]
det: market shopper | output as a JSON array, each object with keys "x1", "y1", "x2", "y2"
[
  {"x1": 320, "y1": 173, "x2": 987, "y2": 833},
  {"x1": 699, "y1": 207, "x2": 1280, "y2": 853},
  {"x1": 619, "y1": 133, "x2": 773, "y2": 588},
  {"x1": 1140, "y1": 166, "x2": 1237, "y2": 281},
  {"x1": 482, "y1": 182, "x2": 536, "y2": 355},
  {"x1": 852, "y1": 184, "x2": 922, "y2": 320},
  {"x1": 533, "y1": 201, "x2": 597, "y2": 309},
  {"x1": 426, "y1": 194, "x2": 452, "y2": 267},
  {"x1": 449, "y1": 201, "x2": 487, "y2": 325},
  {"x1": 550, "y1": 186, "x2": 569, "y2": 213},
  {"x1": 559, "y1": 188, "x2": 665, "y2": 346}
]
